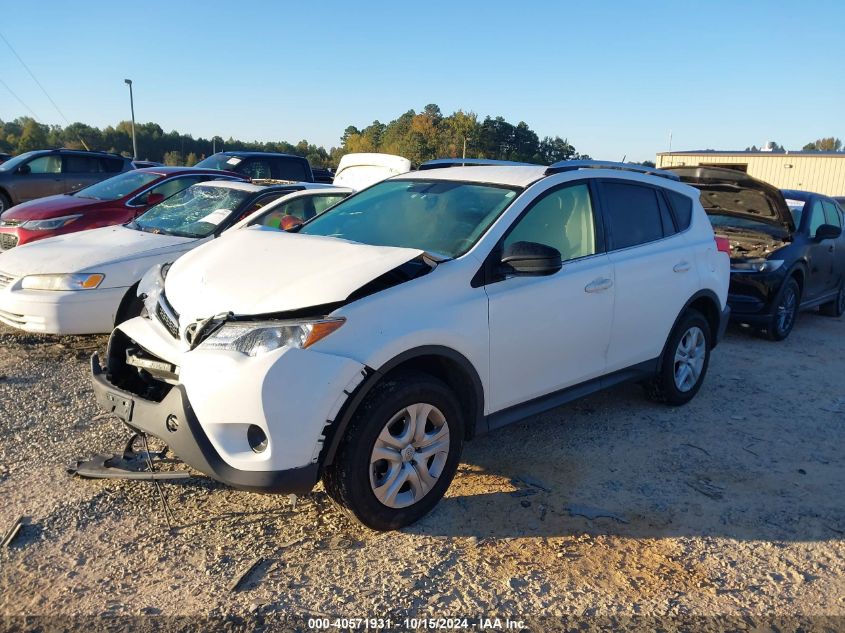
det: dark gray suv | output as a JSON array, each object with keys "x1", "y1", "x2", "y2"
[{"x1": 0, "y1": 149, "x2": 134, "y2": 212}]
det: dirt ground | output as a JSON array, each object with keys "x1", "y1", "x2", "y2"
[{"x1": 0, "y1": 311, "x2": 844, "y2": 631}]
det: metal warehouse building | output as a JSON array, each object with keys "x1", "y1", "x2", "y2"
[{"x1": 656, "y1": 151, "x2": 845, "y2": 196}]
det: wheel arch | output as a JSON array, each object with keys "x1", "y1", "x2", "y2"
[
  {"x1": 659, "y1": 290, "x2": 722, "y2": 373},
  {"x1": 320, "y1": 345, "x2": 485, "y2": 468},
  {"x1": 0, "y1": 186, "x2": 12, "y2": 207},
  {"x1": 114, "y1": 281, "x2": 142, "y2": 326}
]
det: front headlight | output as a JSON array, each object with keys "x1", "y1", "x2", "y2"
[
  {"x1": 730, "y1": 259, "x2": 784, "y2": 273},
  {"x1": 20, "y1": 273, "x2": 104, "y2": 291},
  {"x1": 200, "y1": 318, "x2": 345, "y2": 357},
  {"x1": 137, "y1": 262, "x2": 171, "y2": 318},
  {"x1": 21, "y1": 214, "x2": 83, "y2": 230}
]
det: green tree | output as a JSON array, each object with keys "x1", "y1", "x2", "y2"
[
  {"x1": 17, "y1": 118, "x2": 49, "y2": 153},
  {"x1": 803, "y1": 137, "x2": 842, "y2": 151}
]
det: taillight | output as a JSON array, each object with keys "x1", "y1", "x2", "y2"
[{"x1": 715, "y1": 235, "x2": 731, "y2": 255}]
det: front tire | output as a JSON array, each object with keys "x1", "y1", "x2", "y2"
[
  {"x1": 765, "y1": 277, "x2": 800, "y2": 340},
  {"x1": 819, "y1": 282, "x2": 845, "y2": 318},
  {"x1": 0, "y1": 191, "x2": 11, "y2": 214},
  {"x1": 646, "y1": 309, "x2": 712, "y2": 406},
  {"x1": 322, "y1": 372, "x2": 464, "y2": 531}
]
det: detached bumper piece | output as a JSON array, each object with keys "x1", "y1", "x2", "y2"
[
  {"x1": 69, "y1": 433, "x2": 192, "y2": 481},
  {"x1": 90, "y1": 353, "x2": 318, "y2": 494}
]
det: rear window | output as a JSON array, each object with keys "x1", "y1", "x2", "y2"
[
  {"x1": 666, "y1": 190, "x2": 693, "y2": 231},
  {"x1": 600, "y1": 182, "x2": 667, "y2": 250}
]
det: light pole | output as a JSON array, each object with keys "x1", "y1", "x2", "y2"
[{"x1": 124, "y1": 79, "x2": 137, "y2": 160}]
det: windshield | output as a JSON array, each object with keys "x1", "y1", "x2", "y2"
[
  {"x1": 785, "y1": 198, "x2": 806, "y2": 227},
  {"x1": 298, "y1": 179, "x2": 519, "y2": 258},
  {"x1": 75, "y1": 171, "x2": 161, "y2": 201},
  {"x1": 133, "y1": 184, "x2": 250, "y2": 238},
  {"x1": 0, "y1": 151, "x2": 38, "y2": 172},
  {"x1": 195, "y1": 154, "x2": 244, "y2": 171}
]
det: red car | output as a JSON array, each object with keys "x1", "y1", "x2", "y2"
[{"x1": 0, "y1": 167, "x2": 245, "y2": 251}]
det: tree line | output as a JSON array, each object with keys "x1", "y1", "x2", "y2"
[{"x1": 0, "y1": 105, "x2": 588, "y2": 168}]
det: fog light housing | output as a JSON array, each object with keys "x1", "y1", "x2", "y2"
[{"x1": 247, "y1": 425, "x2": 268, "y2": 453}]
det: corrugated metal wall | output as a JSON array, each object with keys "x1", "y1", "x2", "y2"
[{"x1": 655, "y1": 154, "x2": 845, "y2": 196}]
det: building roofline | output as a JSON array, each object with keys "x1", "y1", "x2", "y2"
[{"x1": 657, "y1": 150, "x2": 845, "y2": 157}]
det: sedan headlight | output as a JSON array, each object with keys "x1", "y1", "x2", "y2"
[
  {"x1": 730, "y1": 259, "x2": 784, "y2": 273},
  {"x1": 21, "y1": 273, "x2": 104, "y2": 291},
  {"x1": 200, "y1": 318, "x2": 345, "y2": 357},
  {"x1": 21, "y1": 214, "x2": 83, "y2": 230},
  {"x1": 138, "y1": 262, "x2": 171, "y2": 318}
]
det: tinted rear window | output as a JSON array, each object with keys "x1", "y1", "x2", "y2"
[
  {"x1": 666, "y1": 190, "x2": 693, "y2": 231},
  {"x1": 601, "y1": 182, "x2": 666, "y2": 250}
]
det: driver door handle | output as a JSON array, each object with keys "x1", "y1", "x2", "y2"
[
  {"x1": 585, "y1": 277, "x2": 613, "y2": 293},
  {"x1": 673, "y1": 261, "x2": 691, "y2": 273}
]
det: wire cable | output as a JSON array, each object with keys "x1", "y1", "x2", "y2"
[
  {"x1": 0, "y1": 77, "x2": 40, "y2": 120},
  {"x1": 0, "y1": 30, "x2": 89, "y2": 149}
]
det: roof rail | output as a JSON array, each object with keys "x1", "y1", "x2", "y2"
[
  {"x1": 418, "y1": 158, "x2": 542, "y2": 170},
  {"x1": 545, "y1": 160, "x2": 680, "y2": 181}
]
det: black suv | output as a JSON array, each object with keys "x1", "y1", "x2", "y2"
[
  {"x1": 0, "y1": 149, "x2": 134, "y2": 213},
  {"x1": 195, "y1": 152, "x2": 314, "y2": 183},
  {"x1": 670, "y1": 166, "x2": 845, "y2": 340}
]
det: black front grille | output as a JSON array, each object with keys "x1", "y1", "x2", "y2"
[
  {"x1": 155, "y1": 301, "x2": 179, "y2": 339},
  {"x1": 0, "y1": 234, "x2": 18, "y2": 250}
]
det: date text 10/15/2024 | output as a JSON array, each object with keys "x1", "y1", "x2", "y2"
[{"x1": 307, "y1": 617, "x2": 527, "y2": 630}]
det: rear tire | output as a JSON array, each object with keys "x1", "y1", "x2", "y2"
[
  {"x1": 819, "y1": 282, "x2": 845, "y2": 318},
  {"x1": 0, "y1": 191, "x2": 11, "y2": 214},
  {"x1": 645, "y1": 310, "x2": 712, "y2": 406},
  {"x1": 322, "y1": 372, "x2": 464, "y2": 531},
  {"x1": 765, "y1": 277, "x2": 800, "y2": 340}
]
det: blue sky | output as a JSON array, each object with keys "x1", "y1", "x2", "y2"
[{"x1": 0, "y1": 0, "x2": 842, "y2": 161}]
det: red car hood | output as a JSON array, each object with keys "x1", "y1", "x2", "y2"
[{"x1": 0, "y1": 194, "x2": 101, "y2": 221}]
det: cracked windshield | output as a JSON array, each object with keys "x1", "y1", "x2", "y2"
[{"x1": 133, "y1": 185, "x2": 249, "y2": 237}]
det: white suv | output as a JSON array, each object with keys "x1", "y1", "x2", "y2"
[{"x1": 91, "y1": 161, "x2": 730, "y2": 530}]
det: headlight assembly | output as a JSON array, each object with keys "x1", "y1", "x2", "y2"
[
  {"x1": 137, "y1": 262, "x2": 171, "y2": 318},
  {"x1": 21, "y1": 214, "x2": 83, "y2": 230},
  {"x1": 730, "y1": 259, "x2": 784, "y2": 273},
  {"x1": 200, "y1": 318, "x2": 345, "y2": 357},
  {"x1": 20, "y1": 273, "x2": 104, "y2": 291}
]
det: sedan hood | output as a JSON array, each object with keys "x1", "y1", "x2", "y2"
[
  {"x1": 666, "y1": 166, "x2": 795, "y2": 232},
  {"x1": 166, "y1": 227, "x2": 423, "y2": 320},
  {"x1": 0, "y1": 194, "x2": 97, "y2": 222},
  {"x1": 0, "y1": 225, "x2": 194, "y2": 278}
]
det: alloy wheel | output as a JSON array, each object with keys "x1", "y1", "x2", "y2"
[
  {"x1": 777, "y1": 285, "x2": 798, "y2": 334},
  {"x1": 673, "y1": 326, "x2": 706, "y2": 392},
  {"x1": 369, "y1": 403, "x2": 450, "y2": 509}
]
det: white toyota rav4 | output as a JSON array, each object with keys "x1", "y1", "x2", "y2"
[{"x1": 91, "y1": 160, "x2": 730, "y2": 530}]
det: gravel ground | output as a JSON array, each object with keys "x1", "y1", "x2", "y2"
[{"x1": 0, "y1": 312, "x2": 844, "y2": 631}]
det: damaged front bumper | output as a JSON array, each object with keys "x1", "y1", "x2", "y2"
[{"x1": 90, "y1": 352, "x2": 319, "y2": 494}]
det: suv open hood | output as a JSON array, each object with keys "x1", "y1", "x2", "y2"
[
  {"x1": 165, "y1": 227, "x2": 424, "y2": 321},
  {"x1": 666, "y1": 166, "x2": 795, "y2": 232},
  {"x1": 332, "y1": 153, "x2": 411, "y2": 190}
]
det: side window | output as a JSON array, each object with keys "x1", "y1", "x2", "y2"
[
  {"x1": 26, "y1": 155, "x2": 61, "y2": 174},
  {"x1": 808, "y1": 200, "x2": 826, "y2": 236},
  {"x1": 271, "y1": 160, "x2": 309, "y2": 182},
  {"x1": 822, "y1": 200, "x2": 842, "y2": 228},
  {"x1": 236, "y1": 192, "x2": 286, "y2": 222},
  {"x1": 100, "y1": 157, "x2": 124, "y2": 173},
  {"x1": 255, "y1": 194, "x2": 348, "y2": 229},
  {"x1": 666, "y1": 189, "x2": 693, "y2": 231},
  {"x1": 503, "y1": 183, "x2": 596, "y2": 262},
  {"x1": 239, "y1": 159, "x2": 272, "y2": 180},
  {"x1": 63, "y1": 155, "x2": 101, "y2": 173},
  {"x1": 600, "y1": 182, "x2": 666, "y2": 250}
]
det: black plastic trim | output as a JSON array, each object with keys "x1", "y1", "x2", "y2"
[{"x1": 484, "y1": 359, "x2": 658, "y2": 432}]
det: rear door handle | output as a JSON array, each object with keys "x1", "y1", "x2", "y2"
[
  {"x1": 585, "y1": 277, "x2": 613, "y2": 293},
  {"x1": 673, "y1": 261, "x2": 691, "y2": 273}
]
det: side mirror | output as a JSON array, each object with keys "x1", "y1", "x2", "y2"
[
  {"x1": 815, "y1": 224, "x2": 842, "y2": 241},
  {"x1": 145, "y1": 192, "x2": 165, "y2": 206},
  {"x1": 500, "y1": 240, "x2": 562, "y2": 276},
  {"x1": 17, "y1": 164, "x2": 30, "y2": 175}
]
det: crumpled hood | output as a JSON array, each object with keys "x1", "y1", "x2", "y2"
[
  {"x1": 0, "y1": 194, "x2": 97, "y2": 221},
  {"x1": 165, "y1": 226, "x2": 423, "y2": 320},
  {"x1": 0, "y1": 225, "x2": 195, "y2": 278}
]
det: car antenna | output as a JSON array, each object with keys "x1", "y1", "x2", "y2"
[{"x1": 140, "y1": 433, "x2": 177, "y2": 530}]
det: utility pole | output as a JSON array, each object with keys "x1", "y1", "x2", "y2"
[{"x1": 124, "y1": 79, "x2": 137, "y2": 160}]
